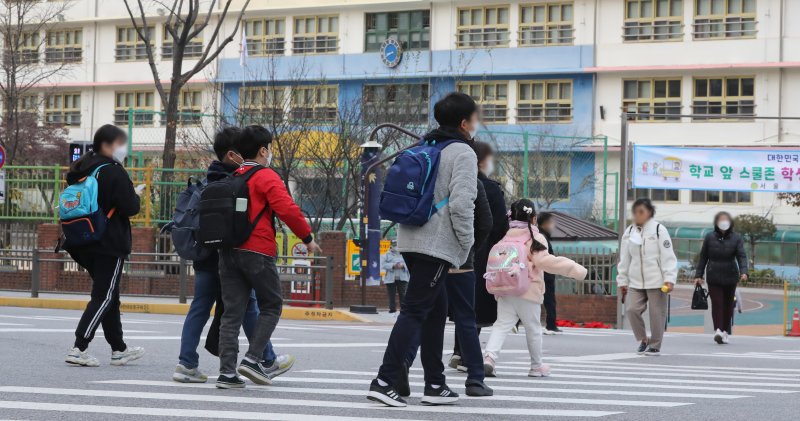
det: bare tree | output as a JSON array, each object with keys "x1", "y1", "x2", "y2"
[
  {"x1": 122, "y1": 0, "x2": 251, "y2": 170},
  {"x1": 0, "y1": 0, "x2": 72, "y2": 164}
]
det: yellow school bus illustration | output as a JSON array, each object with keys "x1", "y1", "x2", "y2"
[{"x1": 660, "y1": 157, "x2": 682, "y2": 181}]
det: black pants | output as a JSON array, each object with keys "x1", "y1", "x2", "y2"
[
  {"x1": 709, "y1": 283, "x2": 736, "y2": 334},
  {"x1": 378, "y1": 253, "x2": 448, "y2": 386},
  {"x1": 386, "y1": 281, "x2": 408, "y2": 313},
  {"x1": 543, "y1": 277, "x2": 557, "y2": 330},
  {"x1": 70, "y1": 251, "x2": 127, "y2": 352}
]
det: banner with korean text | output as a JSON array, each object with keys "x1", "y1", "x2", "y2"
[{"x1": 632, "y1": 146, "x2": 800, "y2": 192}]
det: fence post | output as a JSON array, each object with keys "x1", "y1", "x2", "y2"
[
  {"x1": 602, "y1": 135, "x2": 609, "y2": 227},
  {"x1": 31, "y1": 249, "x2": 40, "y2": 298},
  {"x1": 52, "y1": 166, "x2": 61, "y2": 224},
  {"x1": 127, "y1": 108, "x2": 134, "y2": 159},
  {"x1": 178, "y1": 258, "x2": 188, "y2": 304},
  {"x1": 144, "y1": 167, "x2": 153, "y2": 227},
  {"x1": 522, "y1": 131, "x2": 530, "y2": 196},
  {"x1": 325, "y1": 256, "x2": 334, "y2": 310}
]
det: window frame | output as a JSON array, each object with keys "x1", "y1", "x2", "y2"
[
  {"x1": 629, "y1": 188, "x2": 681, "y2": 203},
  {"x1": 45, "y1": 28, "x2": 82, "y2": 63},
  {"x1": 622, "y1": 77, "x2": 683, "y2": 122},
  {"x1": 293, "y1": 15, "x2": 339, "y2": 54},
  {"x1": 517, "y1": 79, "x2": 573, "y2": 123},
  {"x1": 162, "y1": 24, "x2": 203, "y2": 59},
  {"x1": 690, "y1": 190, "x2": 752, "y2": 204},
  {"x1": 244, "y1": 17, "x2": 286, "y2": 56},
  {"x1": 176, "y1": 90, "x2": 203, "y2": 125},
  {"x1": 691, "y1": 75, "x2": 755, "y2": 120},
  {"x1": 527, "y1": 155, "x2": 572, "y2": 201},
  {"x1": 362, "y1": 83, "x2": 430, "y2": 125},
  {"x1": 44, "y1": 92, "x2": 81, "y2": 127},
  {"x1": 456, "y1": 5, "x2": 511, "y2": 49},
  {"x1": 115, "y1": 26, "x2": 154, "y2": 62},
  {"x1": 623, "y1": 0, "x2": 684, "y2": 42},
  {"x1": 457, "y1": 81, "x2": 509, "y2": 124},
  {"x1": 693, "y1": 0, "x2": 757, "y2": 40},
  {"x1": 364, "y1": 10, "x2": 431, "y2": 52},
  {"x1": 519, "y1": 2, "x2": 575, "y2": 47},
  {"x1": 114, "y1": 90, "x2": 155, "y2": 126},
  {"x1": 238, "y1": 86, "x2": 288, "y2": 124},
  {"x1": 290, "y1": 85, "x2": 339, "y2": 122}
]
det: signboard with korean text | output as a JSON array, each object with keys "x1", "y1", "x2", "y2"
[
  {"x1": 632, "y1": 146, "x2": 800, "y2": 192},
  {"x1": 346, "y1": 239, "x2": 392, "y2": 281}
]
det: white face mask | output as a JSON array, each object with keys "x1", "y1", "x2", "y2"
[
  {"x1": 629, "y1": 229, "x2": 643, "y2": 246},
  {"x1": 112, "y1": 145, "x2": 128, "y2": 164},
  {"x1": 264, "y1": 150, "x2": 273, "y2": 167},
  {"x1": 466, "y1": 117, "x2": 479, "y2": 139},
  {"x1": 717, "y1": 220, "x2": 731, "y2": 231},
  {"x1": 482, "y1": 159, "x2": 495, "y2": 177}
]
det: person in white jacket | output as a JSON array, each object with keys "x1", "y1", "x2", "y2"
[{"x1": 617, "y1": 198, "x2": 678, "y2": 356}]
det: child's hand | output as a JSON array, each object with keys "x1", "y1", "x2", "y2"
[{"x1": 135, "y1": 184, "x2": 146, "y2": 196}]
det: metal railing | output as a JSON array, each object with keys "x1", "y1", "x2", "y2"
[
  {"x1": 0, "y1": 249, "x2": 334, "y2": 309},
  {"x1": 554, "y1": 248, "x2": 618, "y2": 296}
]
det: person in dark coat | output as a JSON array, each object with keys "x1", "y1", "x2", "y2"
[
  {"x1": 694, "y1": 211, "x2": 748, "y2": 345},
  {"x1": 537, "y1": 212, "x2": 562, "y2": 334},
  {"x1": 473, "y1": 142, "x2": 508, "y2": 328}
]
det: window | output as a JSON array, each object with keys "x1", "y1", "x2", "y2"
[
  {"x1": 46, "y1": 29, "x2": 82, "y2": 63},
  {"x1": 293, "y1": 16, "x2": 338, "y2": 54},
  {"x1": 45, "y1": 93, "x2": 81, "y2": 127},
  {"x1": 624, "y1": 0, "x2": 683, "y2": 42},
  {"x1": 519, "y1": 2, "x2": 574, "y2": 46},
  {"x1": 363, "y1": 83, "x2": 429, "y2": 124},
  {"x1": 365, "y1": 10, "x2": 430, "y2": 52},
  {"x1": 9, "y1": 31, "x2": 40, "y2": 64},
  {"x1": 177, "y1": 90, "x2": 202, "y2": 125},
  {"x1": 517, "y1": 79, "x2": 572, "y2": 123},
  {"x1": 623, "y1": 78, "x2": 682, "y2": 121},
  {"x1": 694, "y1": 0, "x2": 756, "y2": 39},
  {"x1": 12, "y1": 94, "x2": 39, "y2": 116},
  {"x1": 114, "y1": 90, "x2": 154, "y2": 126},
  {"x1": 527, "y1": 156, "x2": 570, "y2": 199},
  {"x1": 692, "y1": 76, "x2": 754, "y2": 120},
  {"x1": 244, "y1": 18, "x2": 286, "y2": 56},
  {"x1": 163, "y1": 25, "x2": 203, "y2": 59},
  {"x1": 457, "y1": 6, "x2": 510, "y2": 48},
  {"x1": 115, "y1": 26, "x2": 154, "y2": 61},
  {"x1": 239, "y1": 86, "x2": 287, "y2": 123},
  {"x1": 457, "y1": 81, "x2": 508, "y2": 123},
  {"x1": 290, "y1": 85, "x2": 338, "y2": 122},
  {"x1": 629, "y1": 188, "x2": 680, "y2": 202},
  {"x1": 691, "y1": 190, "x2": 751, "y2": 203}
]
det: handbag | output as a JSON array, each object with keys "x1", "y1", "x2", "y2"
[{"x1": 691, "y1": 284, "x2": 709, "y2": 310}]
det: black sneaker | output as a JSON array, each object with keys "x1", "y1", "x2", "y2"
[
  {"x1": 215, "y1": 374, "x2": 245, "y2": 389},
  {"x1": 396, "y1": 361, "x2": 411, "y2": 397},
  {"x1": 237, "y1": 359, "x2": 273, "y2": 385},
  {"x1": 465, "y1": 379, "x2": 493, "y2": 397},
  {"x1": 644, "y1": 347, "x2": 660, "y2": 356},
  {"x1": 421, "y1": 383, "x2": 459, "y2": 405},
  {"x1": 367, "y1": 379, "x2": 407, "y2": 407},
  {"x1": 636, "y1": 341, "x2": 648, "y2": 355}
]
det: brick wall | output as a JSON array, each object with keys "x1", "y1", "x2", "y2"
[{"x1": 550, "y1": 294, "x2": 618, "y2": 326}]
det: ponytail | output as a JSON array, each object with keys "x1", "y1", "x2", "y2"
[{"x1": 509, "y1": 199, "x2": 547, "y2": 252}]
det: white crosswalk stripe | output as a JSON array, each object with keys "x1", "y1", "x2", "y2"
[{"x1": 4, "y1": 358, "x2": 799, "y2": 420}]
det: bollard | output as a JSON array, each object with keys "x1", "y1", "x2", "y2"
[
  {"x1": 31, "y1": 249, "x2": 40, "y2": 298},
  {"x1": 178, "y1": 258, "x2": 188, "y2": 304},
  {"x1": 325, "y1": 256, "x2": 334, "y2": 310}
]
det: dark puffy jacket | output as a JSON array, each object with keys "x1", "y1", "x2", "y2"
[
  {"x1": 65, "y1": 153, "x2": 140, "y2": 257},
  {"x1": 192, "y1": 160, "x2": 239, "y2": 272},
  {"x1": 541, "y1": 229, "x2": 556, "y2": 284},
  {"x1": 474, "y1": 173, "x2": 508, "y2": 326},
  {"x1": 459, "y1": 179, "x2": 492, "y2": 270},
  {"x1": 695, "y1": 230, "x2": 748, "y2": 286}
]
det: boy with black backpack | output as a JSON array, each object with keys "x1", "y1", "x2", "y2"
[
  {"x1": 211, "y1": 125, "x2": 320, "y2": 388},
  {"x1": 171, "y1": 127, "x2": 295, "y2": 384}
]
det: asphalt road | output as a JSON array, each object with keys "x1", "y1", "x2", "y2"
[{"x1": 1, "y1": 306, "x2": 799, "y2": 421}]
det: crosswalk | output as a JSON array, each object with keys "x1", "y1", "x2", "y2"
[{"x1": 3, "y1": 355, "x2": 799, "y2": 420}]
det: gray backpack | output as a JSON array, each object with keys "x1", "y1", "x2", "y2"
[{"x1": 169, "y1": 177, "x2": 212, "y2": 261}]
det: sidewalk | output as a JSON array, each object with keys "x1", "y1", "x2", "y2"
[{"x1": 0, "y1": 290, "x2": 371, "y2": 323}]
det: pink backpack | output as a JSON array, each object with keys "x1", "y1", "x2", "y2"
[{"x1": 483, "y1": 232, "x2": 531, "y2": 296}]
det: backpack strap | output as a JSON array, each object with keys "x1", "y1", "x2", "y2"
[
  {"x1": 89, "y1": 163, "x2": 117, "y2": 219},
  {"x1": 237, "y1": 165, "x2": 270, "y2": 229}
]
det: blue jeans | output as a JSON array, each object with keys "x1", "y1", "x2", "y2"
[
  {"x1": 407, "y1": 271, "x2": 484, "y2": 382},
  {"x1": 178, "y1": 269, "x2": 276, "y2": 369}
]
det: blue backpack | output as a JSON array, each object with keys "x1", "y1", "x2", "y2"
[
  {"x1": 59, "y1": 163, "x2": 115, "y2": 248},
  {"x1": 379, "y1": 139, "x2": 462, "y2": 226},
  {"x1": 168, "y1": 177, "x2": 212, "y2": 261}
]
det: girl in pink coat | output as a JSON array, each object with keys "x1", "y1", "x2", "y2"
[{"x1": 482, "y1": 199, "x2": 587, "y2": 377}]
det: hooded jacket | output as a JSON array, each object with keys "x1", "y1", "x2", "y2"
[
  {"x1": 65, "y1": 153, "x2": 140, "y2": 257},
  {"x1": 192, "y1": 160, "x2": 239, "y2": 272},
  {"x1": 396, "y1": 127, "x2": 478, "y2": 267},
  {"x1": 617, "y1": 219, "x2": 678, "y2": 289},
  {"x1": 457, "y1": 179, "x2": 492, "y2": 271},
  {"x1": 694, "y1": 229, "x2": 748, "y2": 286}
]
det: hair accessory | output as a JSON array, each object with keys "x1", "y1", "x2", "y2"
[{"x1": 523, "y1": 206, "x2": 533, "y2": 215}]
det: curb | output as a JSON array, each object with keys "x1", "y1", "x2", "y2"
[{"x1": 0, "y1": 297, "x2": 370, "y2": 323}]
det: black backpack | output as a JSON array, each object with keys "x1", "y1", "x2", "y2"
[{"x1": 196, "y1": 165, "x2": 267, "y2": 249}]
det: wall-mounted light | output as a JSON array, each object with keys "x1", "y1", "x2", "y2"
[{"x1": 599, "y1": 105, "x2": 605, "y2": 120}]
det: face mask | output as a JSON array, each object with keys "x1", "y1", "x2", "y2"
[
  {"x1": 629, "y1": 229, "x2": 643, "y2": 246},
  {"x1": 717, "y1": 220, "x2": 731, "y2": 231},
  {"x1": 482, "y1": 159, "x2": 495, "y2": 177},
  {"x1": 230, "y1": 152, "x2": 244, "y2": 166},
  {"x1": 467, "y1": 118, "x2": 479, "y2": 139},
  {"x1": 265, "y1": 150, "x2": 273, "y2": 167},
  {"x1": 112, "y1": 145, "x2": 128, "y2": 164}
]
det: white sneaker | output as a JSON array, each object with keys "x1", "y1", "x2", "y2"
[
  {"x1": 714, "y1": 329, "x2": 724, "y2": 345},
  {"x1": 173, "y1": 364, "x2": 208, "y2": 383},
  {"x1": 721, "y1": 331, "x2": 729, "y2": 344},
  {"x1": 543, "y1": 329, "x2": 556, "y2": 335},
  {"x1": 65, "y1": 347, "x2": 99, "y2": 367},
  {"x1": 111, "y1": 346, "x2": 145, "y2": 366},
  {"x1": 528, "y1": 363, "x2": 552, "y2": 377}
]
